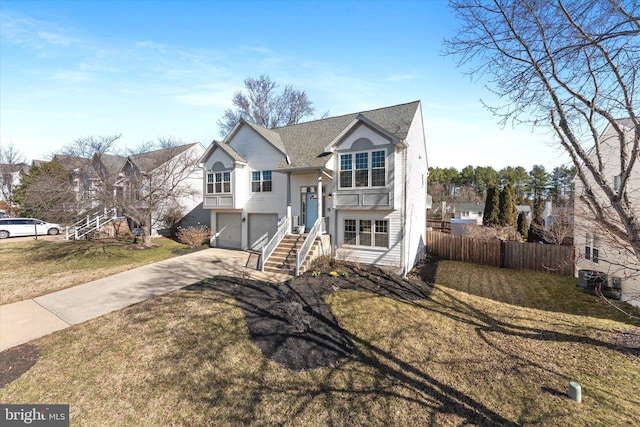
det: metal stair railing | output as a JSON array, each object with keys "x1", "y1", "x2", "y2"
[
  {"x1": 260, "y1": 216, "x2": 291, "y2": 271},
  {"x1": 295, "y1": 217, "x2": 323, "y2": 276}
]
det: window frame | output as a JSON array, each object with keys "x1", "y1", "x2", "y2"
[
  {"x1": 585, "y1": 233, "x2": 599, "y2": 263},
  {"x1": 613, "y1": 175, "x2": 621, "y2": 192},
  {"x1": 338, "y1": 149, "x2": 386, "y2": 189},
  {"x1": 343, "y1": 218, "x2": 389, "y2": 248},
  {"x1": 251, "y1": 170, "x2": 273, "y2": 193},
  {"x1": 206, "y1": 171, "x2": 231, "y2": 194}
]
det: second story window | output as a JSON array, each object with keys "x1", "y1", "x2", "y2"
[
  {"x1": 207, "y1": 172, "x2": 231, "y2": 194},
  {"x1": 339, "y1": 150, "x2": 386, "y2": 188},
  {"x1": 252, "y1": 170, "x2": 272, "y2": 192}
]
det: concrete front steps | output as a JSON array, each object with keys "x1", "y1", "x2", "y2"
[{"x1": 262, "y1": 234, "x2": 322, "y2": 276}]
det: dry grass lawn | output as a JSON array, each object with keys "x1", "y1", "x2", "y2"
[
  {"x1": 0, "y1": 237, "x2": 187, "y2": 305},
  {"x1": 1, "y1": 260, "x2": 639, "y2": 425}
]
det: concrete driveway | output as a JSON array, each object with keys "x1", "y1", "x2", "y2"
[{"x1": 0, "y1": 248, "x2": 289, "y2": 352}]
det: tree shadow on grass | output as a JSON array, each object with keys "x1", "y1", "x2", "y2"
[
  {"x1": 24, "y1": 239, "x2": 130, "y2": 263},
  {"x1": 161, "y1": 260, "x2": 524, "y2": 426},
  {"x1": 132, "y1": 257, "x2": 637, "y2": 425}
]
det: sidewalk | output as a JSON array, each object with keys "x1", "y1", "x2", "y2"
[{"x1": 0, "y1": 248, "x2": 290, "y2": 352}]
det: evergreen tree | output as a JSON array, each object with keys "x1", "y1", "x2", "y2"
[
  {"x1": 14, "y1": 161, "x2": 75, "y2": 222},
  {"x1": 517, "y1": 211, "x2": 529, "y2": 240},
  {"x1": 529, "y1": 165, "x2": 549, "y2": 223},
  {"x1": 482, "y1": 183, "x2": 501, "y2": 227},
  {"x1": 498, "y1": 183, "x2": 518, "y2": 226}
]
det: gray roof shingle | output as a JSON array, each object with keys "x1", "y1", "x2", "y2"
[{"x1": 232, "y1": 101, "x2": 420, "y2": 170}]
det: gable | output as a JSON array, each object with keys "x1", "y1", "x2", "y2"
[
  {"x1": 332, "y1": 122, "x2": 396, "y2": 153},
  {"x1": 202, "y1": 145, "x2": 237, "y2": 170},
  {"x1": 227, "y1": 125, "x2": 287, "y2": 170}
]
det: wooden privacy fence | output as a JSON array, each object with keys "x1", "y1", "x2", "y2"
[{"x1": 425, "y1": 231, "x2": 574, "y2": 276}]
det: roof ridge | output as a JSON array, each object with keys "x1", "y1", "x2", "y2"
[{"x1": 271, "y1": 100, "x2": 421, "y2": 130}]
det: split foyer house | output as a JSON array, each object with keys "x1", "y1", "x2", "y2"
[
  {"x1": 200, "y1": 101, "x2": 428, "y2": 276},
  {"x1": 50, "y1": 143, "x2": 206, "y2": 238},
  {"x1": 574, "y1": 118, "x2": 640, "y2": 306}
]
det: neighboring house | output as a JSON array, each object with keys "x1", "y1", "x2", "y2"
[
  {"x1": 516, "y1": 205, "x2": 532, "y2": 223},
  {"x1": 200, "y1": 101, "x2": 428, "y2": 275},
  {"x1": 51, "y1": 143, "x2": 206, "y2": 236},
  {"x1": 574, "y1": 118, "x2": 640, "y2": 307},
  {"x1": 0, "y1": 162, "x2": 29, "y2": 213},
  {"x1": 52, "y1": 154, "x2": 103, "y2": 214},
  {"x1": 541, "y1": 200, "x2": 554, "y2": 227},
  {"x1": 111, "y1": 143, "x2": 207, "y2": 234},
  {"x1": 453, "y1": 202, "x2": 484, "y2": 224}
]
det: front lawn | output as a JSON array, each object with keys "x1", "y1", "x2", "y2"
[
  {"x1": 1, "y1": 259, "x2": 638, "y2": 425},
  {"x1": 0, "y1": 237, "x2": 188, "y2": 305}
]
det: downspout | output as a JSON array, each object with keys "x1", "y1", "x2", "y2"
[
  {"x1": 317, "y1": 173, "x2": 323, "y2": 231},
  {"x1": 287, "y1": 172, "x2": 292, "y2": 229},
  {"x1": 401, "y1": 145, "x2": 408, "y2": 278}
]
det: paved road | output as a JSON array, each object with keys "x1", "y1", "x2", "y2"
[{"x1": 0, "y1": 248, "x2": 289, "y2": 351}]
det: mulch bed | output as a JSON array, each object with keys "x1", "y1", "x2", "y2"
[
  {"x1": 0, "y1": 344, "x2": 40, "y2": 388},
  {"x1": 191, "y1": 260, "x2": 437, "y2": 371},
  {"x1": 3, "y1": 252, "x2": 636, "y2": 386}
]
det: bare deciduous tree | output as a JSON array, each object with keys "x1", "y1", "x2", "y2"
[
  {"x1": 530, "y1": 202, "x2": 574, "y2": 245},
  {"x1": 446, "y1": 1, "x2": 640, "y2": 298},
  {"x1": 218, "y1": 74, "x2": 316, "y2": 136},
  {"x1": 110, "y1": 138, "x2": 202, "y2": 247},
  {"x1": 61, "y1": 134, "x2": 122, "y2": 158}
]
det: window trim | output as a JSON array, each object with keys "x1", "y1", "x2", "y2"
[
  {"x1": 339, "y1": 149, "x2": 386, "y2": 189},
  {"x1": 585, "y1": 233, "x2": 599, "y2": 263},
  {"x1": 206, "y1": 171, "x2": 231, "y2": 194},
  {"x1": 343, "y1": 218, "x2": 389, "y2": 248},
  {"x1": 251, "y1": 170, "x2": 273, "y2": 193},
  {"x1": 613, "y1": 175, "x2": 621, "y2": 192}
]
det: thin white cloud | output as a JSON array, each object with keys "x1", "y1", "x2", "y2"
[
  {"x1": 37, "y1": 31, "x2": 72, "y2": 46},
  {"x1": 50, "y1": 70, "x2": 94, "y2": 83}
]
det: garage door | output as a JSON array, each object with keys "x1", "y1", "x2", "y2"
[
  {"x1": 248, "y1": 213, "x2": 278, "y2": 250},
  {"x1": 216, "y1": 213, "x2": 242, "y2": 249}
]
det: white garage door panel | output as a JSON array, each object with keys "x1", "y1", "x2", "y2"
[
  {"x1": 216, "y1": 213, "x2": 242, "y2": 249},
  {"x1": 248, "y1": 214, "x2": 278, "y2": 250}
]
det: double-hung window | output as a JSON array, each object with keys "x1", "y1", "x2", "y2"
[
  {"x1": 585, "y1": 233, "x2": 599, "y2": 263},
  {"x1": 207, "y1": 172, "x2": 231, "y2": 194},
  {"x1": 339, "y1": 150, "x2": 386, "y2": 188},
  {"x1": 252, "y1": 170, "x2": 272, "y2": 192},
  {"x1": 343, "y1": 219, "x2": 389, "y2": 248}
]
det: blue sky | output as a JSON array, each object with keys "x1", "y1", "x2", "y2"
[{"x1": 0, "y1": 0, "x2": 570, "y2": 171}]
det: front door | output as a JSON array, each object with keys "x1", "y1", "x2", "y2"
[{"x1": 305, "y1": 192, "x2": 318, "y2": 231}]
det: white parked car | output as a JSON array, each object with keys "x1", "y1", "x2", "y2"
[{"x1": 0, "y1": 218, "x2": 62, "y2": 239}]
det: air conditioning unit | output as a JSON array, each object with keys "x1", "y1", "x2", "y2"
[
  {"x1": 606, "y1": 276, "x2": 622, "y2": 300},
  {"x1": 577, "y1": 269, "x2": 607, "y2": 290},
  {"x1": 577, "y1": 270, "x2": 622, "y2": 300}
]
